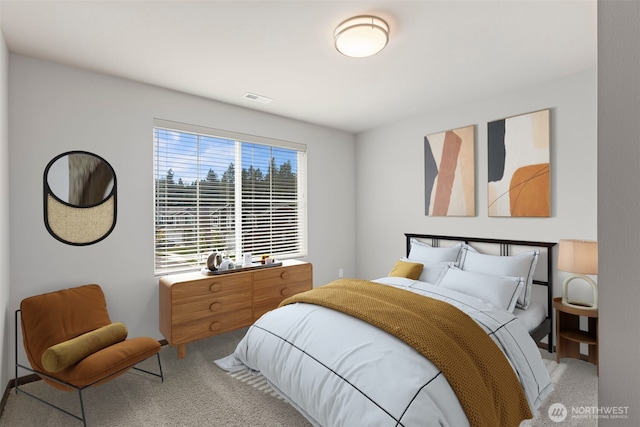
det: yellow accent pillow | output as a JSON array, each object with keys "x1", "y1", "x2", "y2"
[
  {"x1": 389, "y1": 259, "x2": 424, "y2": 280},
  {"x1": 41, "y1": 322, "x2": 128, "y2": 373}
]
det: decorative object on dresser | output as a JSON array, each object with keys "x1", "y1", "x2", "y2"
[
  {"x1": 553, "y1": 297, "x2": 598, "y2": 374},
  {"x1": 424, "y1": 125, "x2": 475, "y2": 217},
  {"x1": 159, "y1": 259, "x2": 312, "y2": 359},
  {"x1": 207, "y1": 252, "x2": 223, "y2": 271},
  {"x1": 558, "y1": 239, "x2": 598, "y2": 310}
]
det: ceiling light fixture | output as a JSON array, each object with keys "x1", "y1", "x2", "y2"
[{"x1": 334, "y1": 15, "x2": 389, "y2": 58}]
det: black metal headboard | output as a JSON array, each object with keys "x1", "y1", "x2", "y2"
[{"x1": 405, "y1": 233, "x2": 557, "y2": 352}]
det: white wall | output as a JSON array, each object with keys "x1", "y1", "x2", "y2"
[
  {"x1": 354, "y1": 70, "x2": 597, "y2": 290},
  {"x1": 7, "y1": 55, "x2": 356, "y2": 367},
  {"x1": 0, "y1": 19, "x2": 10, "y2": 395},
  {"x1": 598, "y1": 1, "x2": 640, "y2": 425}
]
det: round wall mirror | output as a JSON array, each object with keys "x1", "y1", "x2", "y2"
[{"x1": 44, "y1": 151, "x2": 117, "y2": 245}]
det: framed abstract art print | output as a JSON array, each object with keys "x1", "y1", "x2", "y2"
[
  {"x1": 424, "y1": 125, "x2": 475, "y2": 216},
  {"x1": 487, "y1": 109, "x2": 550, "y2": 217}
]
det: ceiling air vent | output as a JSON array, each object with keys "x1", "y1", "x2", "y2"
[{"x1": 243, "y1": 92, "x2": 273, "y2": 104}]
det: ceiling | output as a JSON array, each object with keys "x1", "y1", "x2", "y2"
[{"x1": 0, "y1": 0, "x2": 597, "y2": 134}]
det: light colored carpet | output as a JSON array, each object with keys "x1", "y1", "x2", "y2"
[
  {"x1": 2, "y1": 328, "x2": 311, "y2": 427},
  {"x1": 1, "y1": 329, "x2": 597, "y2": 426},
  {"x1": 521, "y1": 350, "x2": 598, "y2": 427}
]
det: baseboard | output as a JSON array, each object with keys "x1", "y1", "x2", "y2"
[
  {"x1": 0, "y1": 373, "x2": 41, "y2": 419},
  {"x1": 0, "y1": 382, "x2": 9, "y2": 420}
]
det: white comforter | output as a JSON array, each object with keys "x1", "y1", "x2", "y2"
[{"x1": 216, "y1": 277, "x2": 553, "y2": 427}]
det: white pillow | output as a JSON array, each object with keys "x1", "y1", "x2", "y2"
[
  {"x1": 439, "y1": 268, "x2": 525, "y2": 312},
  {"x1": 408, "y1": 239, "x2": 463, "y2": 264},
  {"x1": 400, "y1": 257, "x2": 451, "y2": 284},
  {"x1": 458, "y1": 247, "x2": 539, "y2": 309}
]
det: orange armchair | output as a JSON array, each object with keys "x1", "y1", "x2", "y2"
[{"x1": 15, "y1": 284, "x2": 163, "y2": 426}]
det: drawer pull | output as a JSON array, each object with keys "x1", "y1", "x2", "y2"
[
  {"x1": 209, "y1": 283, "x2": 222, "y2": 293},
  {"x1": 210, "y1": 322, "x2": 222, "y2": 331},
  {"x1": 209, "y1": 302, "x2": 222, "y2": 312},
  {"x1": 280, "y1": 271, "x2": 290, "y2": 280},
  {"x1": 280, "y1": 287, "x2": 291, "y2": 296}
]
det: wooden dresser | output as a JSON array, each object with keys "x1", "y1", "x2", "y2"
[{"x1": 159, "y1": 259, "x2": 312, "y2": 358}]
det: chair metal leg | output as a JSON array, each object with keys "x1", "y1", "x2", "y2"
[
  {"x1": 15, "y1": 355, "x2": 162, "y2": 426},
  {"x1": 78, "y1": 389, "x2": 87, "y2": 427},
  {"x1": 131, "y1": 352, "x2": 164, "y2": 382},
  {"x1": 15, "y1": 382, "x2": 87, "y2": 425},
  {"x1": 157, "y1": 353, "x2": 164, "y2": 383},
  {"x1": 14, "y1": 309, "x2": 19, "y2": 395}
]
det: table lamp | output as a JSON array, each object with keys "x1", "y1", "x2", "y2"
[{"x1": 557, "y1": 239, "x2": 598, "y2": 310}]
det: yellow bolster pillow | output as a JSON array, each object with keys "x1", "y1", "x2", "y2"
[{"x1": 41, "y1": 322, "x2": 128, "y2": 373}]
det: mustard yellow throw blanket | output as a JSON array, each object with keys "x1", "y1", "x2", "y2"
[{"x1": 280, "y1": 278, "x2": 532, "y2": 427}]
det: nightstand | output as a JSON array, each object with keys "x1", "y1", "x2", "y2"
[{"x1": 553, "y1": 297, "x2": 598, "y2": 374}]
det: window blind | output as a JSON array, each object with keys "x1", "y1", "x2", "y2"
[{"x1": 153, "y1": 120, "x2": 307, "y2": 275}]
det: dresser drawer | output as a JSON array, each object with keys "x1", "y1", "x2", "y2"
[
  {"x1": 170, "y1": 308, "x2": 254, "y2": 345},
  {"x1": 254, "y1": 280, "x2": 311, "y2": 307},
  {"x1": 253, "y1": 263, "x2": 312, "y2": 287},
  {"x1": 171, "y1": 288, "x2": 252, "y2": 324},
  {"x1": 253, "y1": 263, "x2": 312, "y2": 319},
  {"x1": 170, "y1": 274, "x2": 250, "y2": 306},
  {"x1": 253, "y1": 283, "x2": 312, "y2": 320}
]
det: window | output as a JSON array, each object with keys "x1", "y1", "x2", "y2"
[{"x1": 153, "y1": 120, "x2": 307, "y2": 275}]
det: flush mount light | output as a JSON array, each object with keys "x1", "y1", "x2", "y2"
[{"x1": 334, "y1": 15, "x2": 389, "y2": 58}]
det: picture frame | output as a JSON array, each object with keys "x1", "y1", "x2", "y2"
[
  {"x1": 487, "y1": 109, "x2": 550, "y2": 217},
  {"x1": 424, "y1": 125, "x2": 475, "y2": 216}
]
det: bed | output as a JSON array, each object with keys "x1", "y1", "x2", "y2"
[
  {"x1": 404, "y1": 234, "x2": 557, "y2": 349},
  {"x1": 216, "y1": 234, "x2": 556, "y2": 427}
]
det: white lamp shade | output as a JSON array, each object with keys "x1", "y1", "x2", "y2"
[
  {"x1": 558, "y1": 239, "x2": 598, "y2": 275},
  {"x1": 335, "y1": 16, "x2": 389, "y2": 58}
]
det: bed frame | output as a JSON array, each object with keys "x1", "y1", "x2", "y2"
[{"x1": 405, "y1": 233, "x2": 557, "y2": 352}]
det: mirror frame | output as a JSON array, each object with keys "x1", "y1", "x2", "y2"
[{"x1": 43, "y1": 150, "x2": 118, "y2": 246}]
